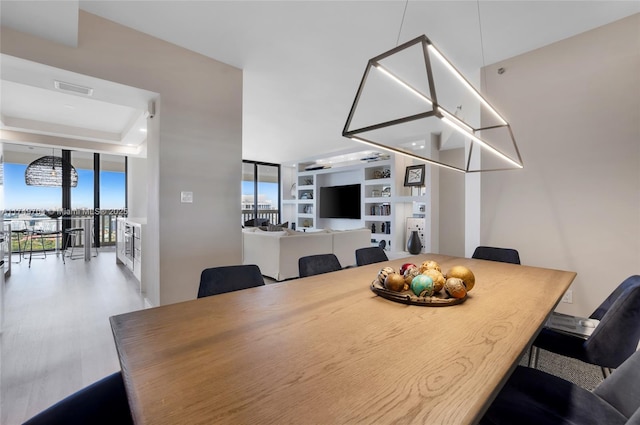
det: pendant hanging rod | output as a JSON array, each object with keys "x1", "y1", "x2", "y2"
[{"x1": 395, "y1": 0, "x2": 409, "y2": 47}]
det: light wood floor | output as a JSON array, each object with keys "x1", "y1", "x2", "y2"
[{"x1": 1, "y1": 248, "x2": 146, "y2": 425}]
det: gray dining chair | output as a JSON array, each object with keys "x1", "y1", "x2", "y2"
[
  {"x1": 355, "y1": 247, "x2": 388, "y2": 266},
  {"x1": 480, "y1": 349, "x2": 640, "y2": 425},
  {"x1": 197, "y1": 264, "x2": 265, "y2": 298},
  {"x1": 23, "y1": 371, "x2": 133, "y2": 425},
  {"x1": 472, "y1": 246, "x2": 521, "y2": 265},
  {"x1": 529, "y1": 275, "x2": 640, "y2": 377},
  {"x1": 298, "y1": 254, "x2": 342, "y2": 278}
]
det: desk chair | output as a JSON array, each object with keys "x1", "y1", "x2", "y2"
[
  {"x1": 480, "y1": 349, "x2": 640, "y2": 425},
  {"x1": 355, "y1": 247, "x2": 388, "y2": 266},
  {"x1": 197, "y1": 264, "x2": 265, "y2": 298},
  {"x1": 23, "y1": 372, "x2": 133, "y2": 425},
  {"x1": 530, "y1": 275, "x2": 640, "y2": 378},
  {"x1": 299, "y1": 254, "x2": 342, "y2": 278},
  {"x1": 472, "y1": 246, "x2": 521, "y2": 265}
]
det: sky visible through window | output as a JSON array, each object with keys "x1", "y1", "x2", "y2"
[
  {"x1": 4, "y1": 163, "x2": 125, "y2": 210},
  {"x1": 241, "y1": 181, "x2": 278, "y2": 207}
]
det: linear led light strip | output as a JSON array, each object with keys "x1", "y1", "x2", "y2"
[
  {"x1": 426, "y1": 43, "x2": 507, "y2": 126},
  {"x1": 373, "y1": 57, "x2": 521, "y2": 169},
  {"x1": 374, "y1": 63, "x2": 433, "y2": 106},
  {"x1": 349, "y1": 136, "x2": 465, "y2": 174},
  {"x1": 439, "y1": 109, "x2": 523, "y2": 169}
]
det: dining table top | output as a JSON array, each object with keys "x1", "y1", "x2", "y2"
[{"x1": 110, "y1": 253, "x2": 576, "y2": 425}]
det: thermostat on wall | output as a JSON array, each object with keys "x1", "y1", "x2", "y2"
[{"x1": 181, "y1": 191, "x2": 193, "y2": 203}]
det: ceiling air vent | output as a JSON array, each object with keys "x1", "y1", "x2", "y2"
[{"x1": 54, "y1": 80, "x2": 94, "y2": 96}]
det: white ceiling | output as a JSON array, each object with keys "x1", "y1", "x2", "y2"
[
  {"x1": 0, "y1": 53, "x2": 156, "y2": 156},
  {"x1": 1, "y1": 1, "x2": 639, "y2": 165}
]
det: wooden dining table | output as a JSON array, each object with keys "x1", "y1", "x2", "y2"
[{"x1": 110, "y1": 253, "x2": 576, "y2": 425}]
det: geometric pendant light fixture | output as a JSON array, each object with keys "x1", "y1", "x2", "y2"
[
  {"x1": 25, "y1": 155, "x2": 78, "y2": 187},
  {"x1": 343, "y1": 35, "x2": 523, "y2": 173}
]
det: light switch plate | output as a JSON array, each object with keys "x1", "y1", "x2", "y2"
[{"x1": 181, "y1": 191, "x2": 193, "y2": 203}]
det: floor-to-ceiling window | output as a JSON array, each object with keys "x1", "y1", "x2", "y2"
[
  {"x1": 3, "y1": 144, "x2": 127, "y2": 252},
  {"x1": 4, "y1": 145, "x2": 64, "y2": 253},
  {"x1": 70, "y1": 150, "x2": 95, "y2": 214},
  {"x1": 241, "y1": 161, "x2": 281, "y2": 226},
  {"x1": 99, "y1": 154, "x2": 126, "y2": 245}
]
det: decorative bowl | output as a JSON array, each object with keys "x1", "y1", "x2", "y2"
[{"x1": 370, "y1": 280, "x2": 466, "y2": 307}]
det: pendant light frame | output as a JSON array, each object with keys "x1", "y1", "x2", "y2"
[{"x1": 343, "y1": 35, "x2": 523, "y2": 173}]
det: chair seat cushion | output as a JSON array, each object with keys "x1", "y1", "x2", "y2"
[{"x1": 480, "y1": 366, "x2": 627, "y2": 425}]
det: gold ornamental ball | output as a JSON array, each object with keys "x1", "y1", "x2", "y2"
[
  {"x1": 422, "y1": 269, "x2": 445, "y2": 293},
  {"x1": 444, "y1": 277, "x2": 467, "y2": 299},
  {"x1": 446, "y1": 265, "x2": 476, "y2": 291},
  {"x1": 385, "y1": 273, "x2": 406, "y2": 292},
  {"x1": 378, "y1": 266, "x2": 396, "y2": 284},
  {"x1": 420, "y1": 260, "x2": 441, "y2": 273}
]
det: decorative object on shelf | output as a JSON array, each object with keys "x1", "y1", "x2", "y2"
[
  {"x1": 385, "y1": 221, "x2": 391, "y2": 234},
  {"x1": 407, "y1": 230, "x2": 422, "y2": 254},
  {"x1": 25, "y1": 155, "x2": 78, "y2": 187},
  {"x1": 381, "y1": 222, "x2": 386, "y2": 233},
  {"x1": 381, "y1": 186, "x2": 391, "y2": 197},
  {"x1": 371, "y1": 189, "x2": 381, "y2": 197},
  {"x1": 378, "y1": 240, "x2": 386, "y2": 250},
  {"x1": 371, "y1": 223, "x2": 376, "y2": 233},
  {"x1": 370, "y1": 204, "x2": 391, "y2": 216},
  {"x1": 404, "y1": 164, "x2": 425, "y2": 187},
  {"x1": 342, "y1": 33, "x2": 523, "y2": 173},
  {"x1": 304, "y1": 177, "x2": 313, "y2": 185},
  {"x1": 361, "y1": 152, "x2": 391, "y2": 162},
  {"x1": 381, "y1": 168, "x2": 391, "y2": 178},
  {"x1": 373, "y1": 170, "x2": 383, "y2": 179},
  {"x1": 304, "y1": 164, "x2": 331, "y2": 171},
  {"x1": 290, "y1": 183, "x2": 297, "y2": 198},
  {"x1": 302, "y1": 219, "x2": 311, "y2": 227}
]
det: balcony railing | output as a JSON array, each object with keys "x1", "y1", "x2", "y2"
[
  {"x1": 4, "y1": 209, "x2": 127, "y2": 253},
  {"x1": 241, "y1": 209, "x2": 280, "y2": 227}
]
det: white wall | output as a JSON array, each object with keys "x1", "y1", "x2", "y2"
[
  {"x1": 439, "y1": 148, "x2": 465, "y2": 257},
  {"x1": 1, "y1": 11, "x2": 243, "y2": 306},
  {"x1": 479, "y1": 14, "x2": 640, "y2": 316},
  {"x1": 127, "y1": 156, "x2": 147, "y2": 219}
]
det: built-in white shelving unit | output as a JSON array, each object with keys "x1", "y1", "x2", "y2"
[
  {"x1": 296, "y1": 173, "x2": 316, "y2": 229},
  {"x1": 287, "y1": 154, "x2": 431, "y2": 252}
]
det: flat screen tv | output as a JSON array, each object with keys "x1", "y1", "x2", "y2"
[{"x1": 319, "y1": 184, "x2": 361, "y2": 219}]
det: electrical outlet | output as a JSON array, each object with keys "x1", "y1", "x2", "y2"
[{"x1": 561, "y1": 289, "x2": 573, "y2": 304}]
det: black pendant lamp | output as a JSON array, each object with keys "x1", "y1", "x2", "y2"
[{"x1": 25, "y1": 155, "x2": 78, "y2": 187}]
